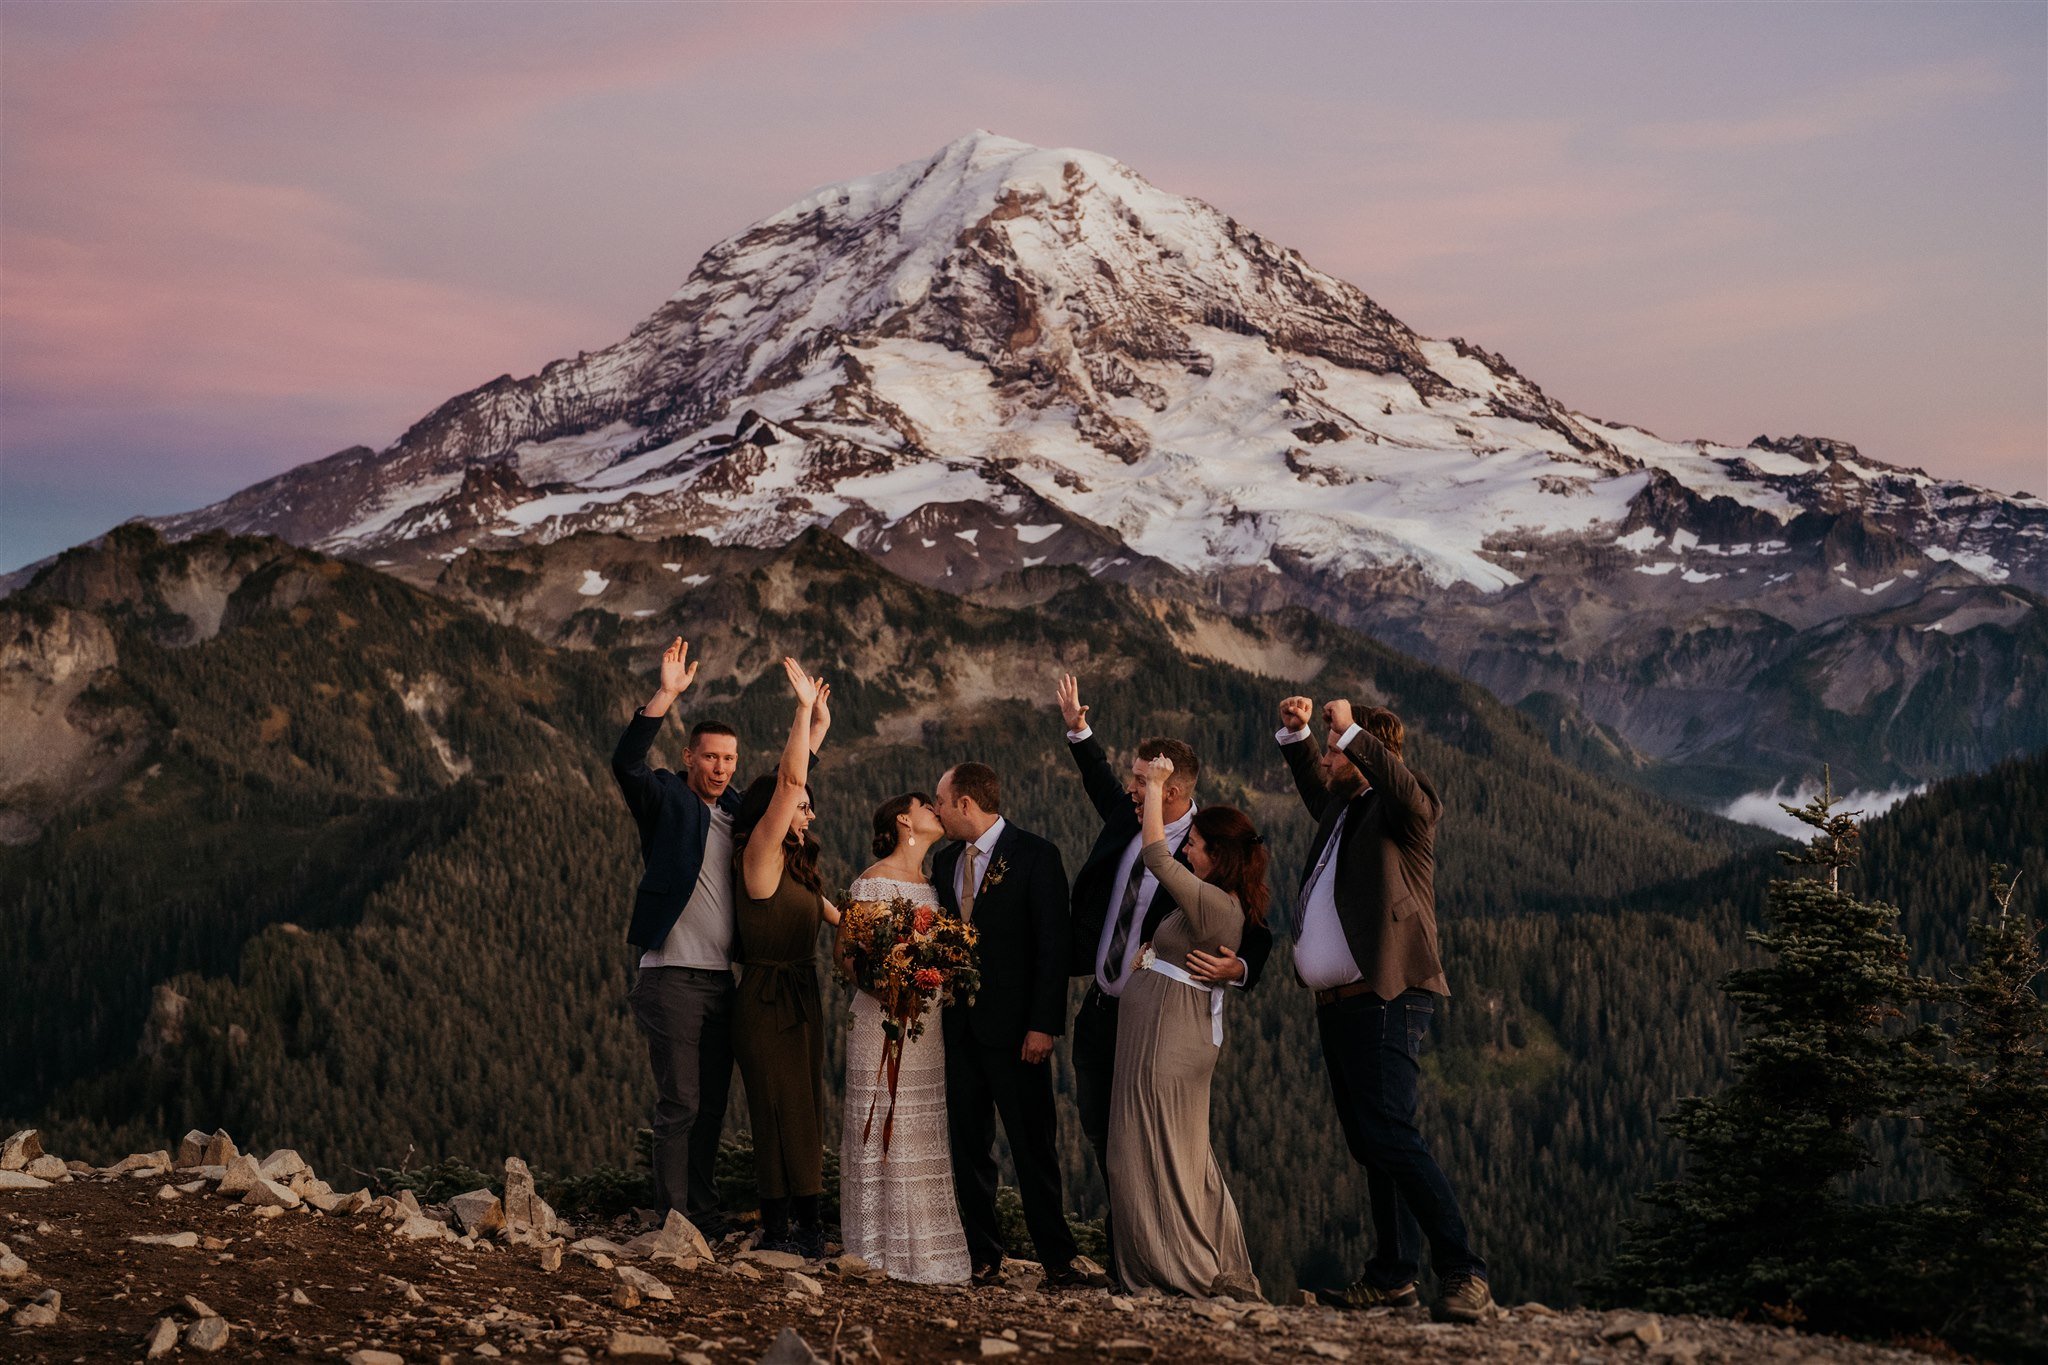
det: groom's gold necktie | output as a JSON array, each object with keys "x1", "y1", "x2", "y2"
[{"x1": 959, "y1": 845, "x2": 981, "y2": 922}]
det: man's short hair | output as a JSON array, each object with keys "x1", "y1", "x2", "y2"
[
  {"x1": 948, "y1": 762, "x2": 1002, "y2": 815},
  {"x1": 1135, "y1": 737, "x2": 1199, "y2": 787},
  {"x1": 1362, "y1": 707, "x2": 1405, "y2": 759},
  {"x1": 687, "y1": 720, "x2": 738, "y2": 748}
]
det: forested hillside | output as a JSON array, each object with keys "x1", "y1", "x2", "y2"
[{"x1": 11, "y1": 527, "x2": 2030, "y2": 1306}]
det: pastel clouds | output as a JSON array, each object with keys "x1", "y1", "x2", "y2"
[{"x1": 1, "y1": 1, "x2": 2042, "y2": 570}]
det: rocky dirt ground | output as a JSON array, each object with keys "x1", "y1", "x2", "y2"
[{"x1": 1, "y1": 1130, "x2": 1949, "y2": 1365}]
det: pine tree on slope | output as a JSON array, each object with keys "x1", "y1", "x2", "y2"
[{"x1": 1594, "y1": 776, "x2": 1930, "y2": 1329}]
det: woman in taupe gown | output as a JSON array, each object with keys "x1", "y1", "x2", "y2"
[
  {"x1": 1106, "y1": 754, "x2": 1270, "y2": 1300},
  {"x1": 732, "y1": 658, "x2": 839, "y2": 1257}
]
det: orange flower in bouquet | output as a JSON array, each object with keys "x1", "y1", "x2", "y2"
[{"x1": 840, "y1": 894, "x2": 979, "y2": 1153}]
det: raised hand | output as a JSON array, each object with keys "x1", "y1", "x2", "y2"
[
  {"x1": 1057, "y1": 673, "x2": 1090, "y2": 732},
  {"x1": 810, "y1": 680, "x2": 832, "y2": 737},
  {"x1": 1279, "y1": 695, "x2": 1314, "y2": 732},
  {"x1": 1324, "y1": 698, "x2": 1356, "y2": 734},
  {"x1": 659, "y1": 638, "x2": 700, "y2": 697},
  {"x1": 783, "y1": 657, "x2": 820, "y2": 709},
  {"x1": 1135, "y1": 755, "x2": 1175, "y2": 788}
]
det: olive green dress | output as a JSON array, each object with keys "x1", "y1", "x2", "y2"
[{"x1": 733, "y1": 864, "x2": 826, "y2": 1200}]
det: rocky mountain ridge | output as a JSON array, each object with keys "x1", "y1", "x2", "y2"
[{"x1": 0, "y1": 1126, "x2": 1951, "y2": 1364}]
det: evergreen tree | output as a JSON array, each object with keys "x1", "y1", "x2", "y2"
[
  {"x1": 1926, "y1": 866, "x2": 2048, "y2": 1359},
  {"x1": 1594, "y1": 774, "x2": 1929, "y2": 1328}
]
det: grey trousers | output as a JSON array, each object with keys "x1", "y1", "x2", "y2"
[{"x1": 628, "y1": 965, "x2": 735, "y2": 1221}]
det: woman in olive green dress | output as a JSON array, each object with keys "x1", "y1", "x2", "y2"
[{"x1": 732, "y1": 658, "x2": 839, "y2": 1257}]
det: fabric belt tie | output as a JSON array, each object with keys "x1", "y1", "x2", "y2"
[
  {"x1": 744, "y1": 958, "x2": 819, "y2": 1033},
  {"x1": 1139, "y1": 949, "x2": 1223, "y2": 1047}
]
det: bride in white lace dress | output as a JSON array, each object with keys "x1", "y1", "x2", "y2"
[{"x1": 839, "y1": 793, "x2": 972, "y2": 1284}]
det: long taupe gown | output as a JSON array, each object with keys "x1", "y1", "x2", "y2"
[
  {"x1": 1107, "y1": 840, "x2": 1260, "y2": 1299},
  {"x1": 733, "y1": 864, "x2": 826, "y2": 1200}
]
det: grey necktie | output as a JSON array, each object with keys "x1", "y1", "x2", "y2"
[{"x1": 1101, "y1": 861, "x2": 1145, "y2": 985}]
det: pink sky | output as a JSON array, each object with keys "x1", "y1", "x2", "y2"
[{"x1": 3, "y1": 1, "x2": 2043, "y2": 569}]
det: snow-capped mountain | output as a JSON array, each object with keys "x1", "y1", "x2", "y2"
[{"x1": 129, "y1": 131, "x2": 2047, "y2": 801}]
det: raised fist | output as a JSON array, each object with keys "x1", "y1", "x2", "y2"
[
  {"x1": 1279, "y1": 696, "x2": 1314, "y2": 732},
  {"x1": 1136, "y1": 755, "x2": 1175, "y2": 787},
  {"x1": 1324, "y1": 698, "x2": 1356, "y2": 734}
]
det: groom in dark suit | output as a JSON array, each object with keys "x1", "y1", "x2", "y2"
[
  {"x1": 931, "y1": 761, "x2": 1099, "y2": 1288},
  {"x1": 1056, "y1": 674, "x2": 1276, "y2": 1272},
  {"x1": 1276, "y1": 693, "x2": 1495, "y2": 1323}
]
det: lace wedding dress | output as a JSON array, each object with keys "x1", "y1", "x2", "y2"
[{"x1": 840, "y1": 875, "x2": 972, "y2": 1284}]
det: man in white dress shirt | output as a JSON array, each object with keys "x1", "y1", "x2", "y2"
[{"x1": 1275, "y1": 693, "x2": 1494, "y2": 1323}]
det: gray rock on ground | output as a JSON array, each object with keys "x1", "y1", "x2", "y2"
[
  {"x1": 0, "y1": 1170, "x2": 51, "y2": 1190},
  {"x1": 396, "y1": 1214, "x2": 454, "y2": 1243},
  {"x1": 606, "y1": 1329, "x2": 674, "y2": 1360},
  {"x1": 215, "y1": 1154, "x2": 264, "y2": 1196},
  {"x1": 759, "y1": 1327, "x2": 827, "y2": 1364},
  {"x1": 200, "y1": 1130, "x2": 236, "y2": 1167},
  {"x1": 106, "y1": 1150, "x2": 172, "y2": 1176},
  {"x1": 175, "y1": 1130, "x2": 211, "y2": 1167},
  {"x1": 449, "y1": 1188, "x2": 507, "y2": 1238},
  {"x1": 145, "y1": 1316, "x2": 180, "y2": 1359},
  {"x1": 502, "y1": 1156, "x2": 558, "y2": 1241},
  {"x1": 626, "y1": 1208, "x2": 713, "y2": 1263},
  {"x1": 130, "y1": 1232, "x2": 201, "y2": 1248},
  {"x1": 23, "y1": 1155, "x2": 66, "y2": 1181},
  {"x1": 185, "y1": 1313, "x2": 231, "y2": 1352},
  {"x1": 242, "y1": 1178, "x2": 302, "y2": 1210},
  {"x1": 346, "y1": 1352, "x2": 407, "y2": 1365},
  {"x1": 0, "y1": 1241, "x2": 26, "y2": 1280},
  {"x1": 13, "y1": 1288, "x2": 60, "y2": 1328},
  {"x1": 0, "y1": 1130, "x2": 42, "y2": 1172},
  {"x1": 615, "y1": 1264, "x2": 674, "y2": 1302},
  {"x1": 258, "y1": 1148, "x2": 308, "y2": 1181}
]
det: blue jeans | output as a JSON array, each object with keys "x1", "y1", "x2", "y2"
[{"x1": 1317, "y1": 988, "x2": 1486, "y2": 1287}]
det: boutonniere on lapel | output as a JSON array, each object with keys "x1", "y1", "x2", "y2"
[{"x1": 982, "y1": 856, "x2": 1011, "y2": 891}]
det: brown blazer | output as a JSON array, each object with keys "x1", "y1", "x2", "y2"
[{"x1": 1281, "y1": 727, "x2": 1451, "y2": 1000}]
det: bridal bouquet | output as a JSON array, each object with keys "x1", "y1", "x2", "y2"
[{"x1": 839, "y1": 894, "x2": 979, "y2": 1153}]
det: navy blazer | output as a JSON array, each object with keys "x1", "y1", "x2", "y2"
[
  {"x1": 611, "y1": 711, "x2": 744, "y2": 951},
  {"x1": 1064, "y1": 732, "x2": 1275, "y2": 990},
  {"x1": 933, "y1": 822, "x2": 1072, "y2": 1051}
]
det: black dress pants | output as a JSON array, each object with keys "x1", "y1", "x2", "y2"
[
  {"x1": 628, "y1": 965, "x2": 735, "y2": 1222},
  {"x1": 944, "y1": 1014, "x2": 1079, "y2": 1272},
  {"x1": 1071, "y1": 986, "x2": 1120, "y2": 1255},
  {"x1": 1317, "y1": 988, "x2": 1486, "y2": 1287}
]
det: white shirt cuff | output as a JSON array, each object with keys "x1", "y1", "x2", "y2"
[
  {"x1": 1067, "y1": 725, "x2": 1093, "y2": 743},
  {"x1": 1336, "y1": 722, "x2": 1362, "y2": 750},
  {"x1": 1275, "y1": 725, "x2": 1311, "y2": 745}
]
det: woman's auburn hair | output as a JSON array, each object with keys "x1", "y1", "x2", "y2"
[
  {"x1": 730, "y1": 773, "x2": 823, "y2": 895},
  {"x1": 1190, "y1": 805, "x2": 1270, "y2": 926}
]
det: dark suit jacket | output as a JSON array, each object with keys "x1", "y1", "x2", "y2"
[
  {"x1": 1281, "y1": 727, "x2": 1450, "y2": 999},
  {"x1": 610, "y1": 711, "x2": 744, "y2": 951},
  {"x1": 1064, "y1": 732, "x2": 1274, "y2": 990},
  {"x1": 934, "y1": 821, "x2": 1072, "y2": 1050}
]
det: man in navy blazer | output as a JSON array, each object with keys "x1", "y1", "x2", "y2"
[{"x1": 612, "y1": 638, "x2": 830, "y2": 1229}]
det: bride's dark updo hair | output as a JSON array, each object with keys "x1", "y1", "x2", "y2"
[{"x1": 871, "y1": 791, "x2": 933, "y2": 858}]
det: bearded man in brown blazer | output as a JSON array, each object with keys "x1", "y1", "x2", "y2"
[{"x1": 1276, "y1": 694, "x2": 1495, "y2": 1323}]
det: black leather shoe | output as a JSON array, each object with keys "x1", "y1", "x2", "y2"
[
  {"x1": 1043, "y1": 1258, "x2": 1112, "y2": 1290},
  {"x1": 971, "y1": 1261, "x2": 1005, "y2": 1286}
]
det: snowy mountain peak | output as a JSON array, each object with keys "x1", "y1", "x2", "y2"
[{"x1": 143, "y1": 132, "x2": 2043, "y2": 607}]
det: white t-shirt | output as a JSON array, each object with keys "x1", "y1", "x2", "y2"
[{"x1": 638, "y1": 806, "x2": 736, "y2": 971}]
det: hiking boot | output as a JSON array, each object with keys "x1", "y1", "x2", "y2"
[
  {"x1": 1432, "y1": 1274, "x2": 1498, "y2": 1323},
  {"x1": 1315, "y1": 1277, "x2": 1419, "y2": 1311}
]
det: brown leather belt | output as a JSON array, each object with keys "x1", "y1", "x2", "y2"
[{"x1": 1313, "y1": 980, "x2": 1380, "y2": 1008}]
